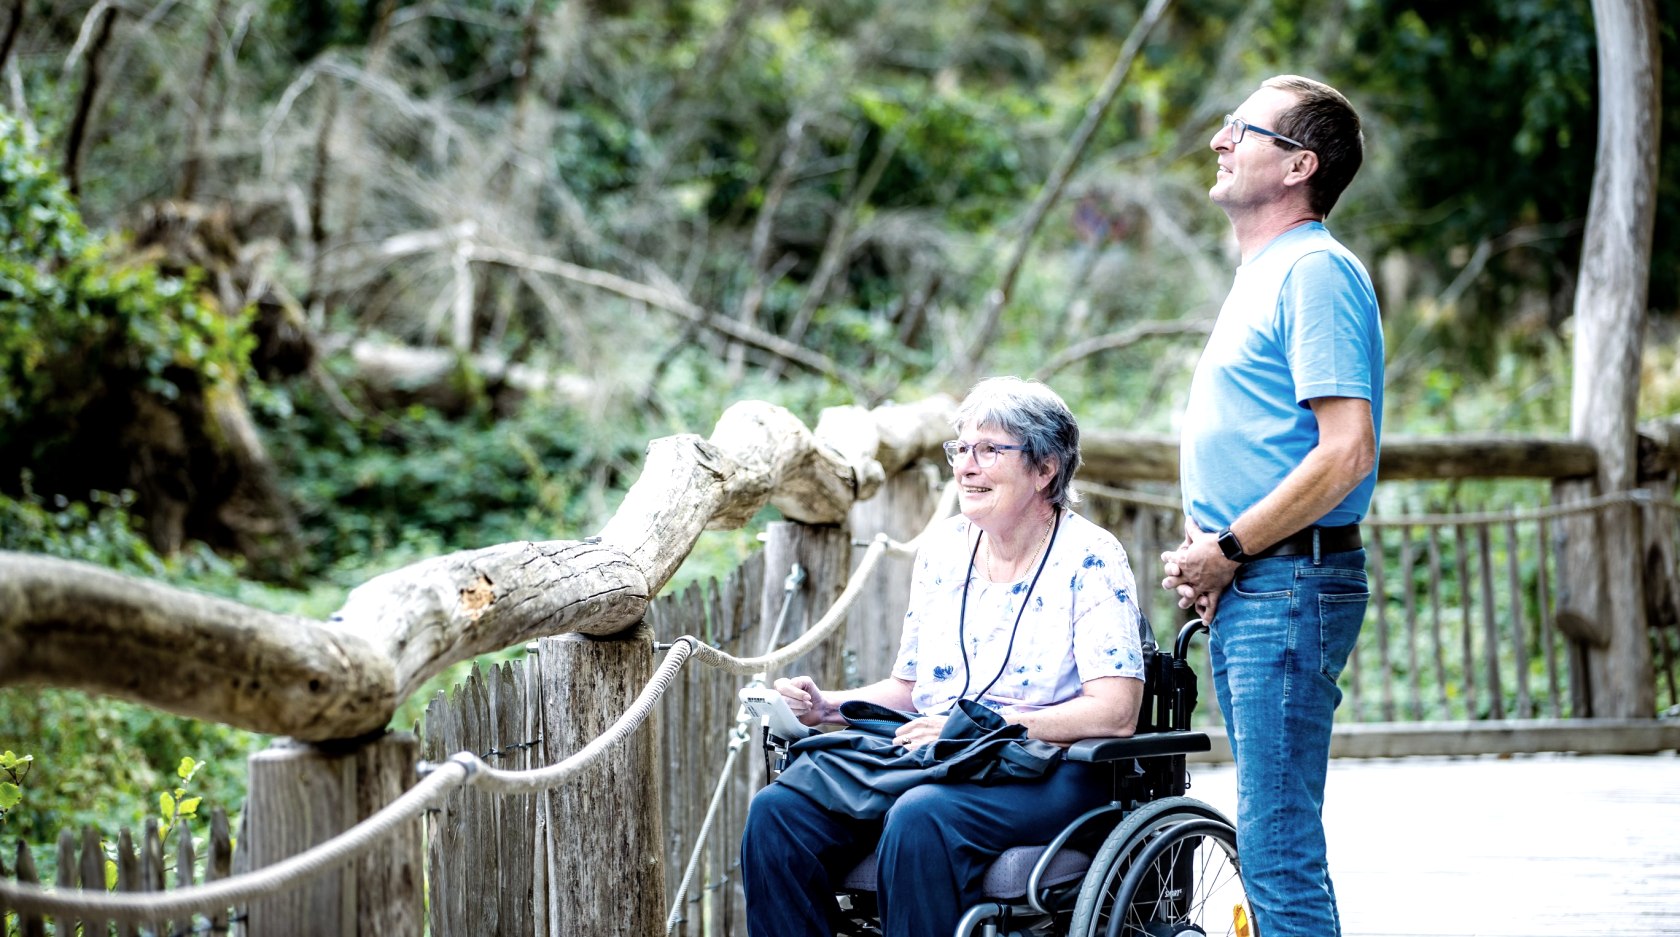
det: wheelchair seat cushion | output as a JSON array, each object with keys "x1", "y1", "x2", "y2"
[{"x1": 840, "y1": 845, "x2": 1091, "y2": 899}]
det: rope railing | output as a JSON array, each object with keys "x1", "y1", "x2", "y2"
[
  {"x1": 0, "y1": 481, "x2": 959, "y2": 923},
  {"x1": 3, "y1": 481, "x2": 1669, "y2": 922},
  {"x1": 1362, "y1": 486, "x2": 1657, "y2": 528},
  {"x1": 1079, "y1": 479, "x2": 1663, "y2": 526},
  {"x1": 665, "y1": 562, "x2": 806, "y2": 933}
]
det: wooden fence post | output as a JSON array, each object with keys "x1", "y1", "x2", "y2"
[
  {"x1": 539, "y1": 625, "x2": 665, "y2": 937},
  {"x1": 1552, "y1": 479, "x2": 1607, "y2": 716},
  {"x1": 761, "y1": 521, "x2": 853, "y2": 688},
  {"x1": 845, "y1": 463, "x2": 944, "y2": 684},
  {"x1": 243, "y1": 732, "x2": 422, "y2": 936}
]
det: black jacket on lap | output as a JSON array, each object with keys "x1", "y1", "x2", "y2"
[{"x1": 774, "y1": 698, "x2": 1064, "y2": 820}]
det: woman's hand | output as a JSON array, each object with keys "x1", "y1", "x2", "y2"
[
  {"x1": 774, "y1": 676, "x2": 831, "y2": 727},
  {"x1": 893, "y1": 714, "x2": 948, "y2": 750}
]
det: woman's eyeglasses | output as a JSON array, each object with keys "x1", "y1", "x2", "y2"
[{"x1": 942, "y1": 440, "x2": 1028, "y2": 468}]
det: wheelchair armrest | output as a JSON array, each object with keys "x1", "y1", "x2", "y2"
[{"x1": 1064, "y1": 730, "x2": 1211, "y2": 763}]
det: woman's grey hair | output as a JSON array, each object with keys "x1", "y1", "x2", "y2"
[{"x1": 953, "y1": 376, "x2": 1082, "y2": 509}]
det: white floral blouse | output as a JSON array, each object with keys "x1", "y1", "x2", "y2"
[{"x1": 891, "y1": 509, "x2": 1147, "y2": 715}]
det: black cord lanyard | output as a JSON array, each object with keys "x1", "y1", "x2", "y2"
[{"x1": 955, "y1": 509, "x2": 1063, "y2": 705}]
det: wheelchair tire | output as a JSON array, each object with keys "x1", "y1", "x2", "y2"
[
  {"x1": 1066, "y1": 797, "x2": 1239, "y2": 937},
  {"x1": 1105, "y1": 817, "x2": 1248, "y2": 937}
]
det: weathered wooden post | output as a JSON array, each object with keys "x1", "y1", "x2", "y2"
[
  {"x1": 845, "y1": 463, "x2": 946, "y2": 683},
  {"x1": 539, "y1": 625, "x2": 664, "y2": 937},
  {"x1": 1556, "y1": 0, "x2": 1662, "y2": 719},
  {"x1": 243, "y1": 733, "x2": 423, "y2": 936},
  {"x1": 760, "y1": 521, "x2": 853, "y2": 688}
]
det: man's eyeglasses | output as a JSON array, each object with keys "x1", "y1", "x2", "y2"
[
  {"x1": 942, "y1": 440, "x2": 1028, "y2": 468},
  {"x1": 1222, "y1": 115, "x2": 1306, "y2": 150}
]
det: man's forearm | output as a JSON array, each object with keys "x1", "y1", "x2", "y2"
[
  {"x1": 1229, "y1": 445, "x2": 1366, "y2": 551},
  {"x1": 1227, "y1": 397, "x2": 1374, "y2": 552}
]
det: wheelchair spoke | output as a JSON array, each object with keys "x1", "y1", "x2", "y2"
[
  {"x1": 1068, "y1": 798, "x2": 1238, "y2": 937},
  {"x1": 1108, "y1": 818, "x2": 1250, "y2": 937}
]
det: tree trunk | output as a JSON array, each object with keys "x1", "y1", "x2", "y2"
[
  {"x1": 63, "y1": 3, "x2": 118, "y2": 198},
  {"x1": 1564, "y1": 0, "x2": 1661, "y2": 718}
]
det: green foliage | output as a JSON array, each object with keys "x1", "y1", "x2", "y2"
[
  {"x1": 861, "y1": 88, "x2": 1045, "y2": 228},
  {"x1": 0, "y1": 688, "x2": 261, "y2": 851},
  {"x1": 157, "y1": 756, "x2": 205, "y2": 844},
  {"x1": 260, "y1": 363, "x2": 642, "y2": 577},
  {"x1": 0, "y1": 484, "x2": 173, "y2": 576},
  {"x1": 0, "y1": 107, "x2": 256, "y2": 505},
  {"x1": 0, "y1": 750, "x2": 31, "y2": 823},
  {"x1": 1345, "y1": 0, "x2": 1598, "y2": 354},
  {"x1": 272, "y1": 0, "x2": 391, "y2": 63}
]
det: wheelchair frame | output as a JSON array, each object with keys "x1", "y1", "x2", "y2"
[{"x1": 758, "y1": 620, "x2": 1252, "y2": 937}]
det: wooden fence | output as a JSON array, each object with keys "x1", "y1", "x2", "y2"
[
  {"x1": 646, "y1": 553, "x2": 769, "y2": 937},
  {"x1": 421, "y1": 654, "x2": 543, "y2": 937},
  {"x1": 410, "y1": 472, "x2": 1680, "y2": 937},
  {"x1": 4, "y1": 809, "x2": 237, "y2": 936},
  {"x1": 9, "y1": 464, "x2": 1679, "y2": 936},
  {"x1": 412, "y1": 553, "x2": 771, "y2": 937},
  {"x1": 1082, "y1": 482, "x2": 1680, "y2": 752}
]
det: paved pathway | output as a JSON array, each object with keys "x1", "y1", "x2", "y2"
[{"x1": 1185, "y1": 753, "x2": 1680, "y2": 937}]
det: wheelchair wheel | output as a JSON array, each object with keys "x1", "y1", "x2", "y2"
[
  {"x1": 1067, "y1": 799, "x2": 1248, "y2": 937},
  {"x1": 1105, "y1": 817, "x2": 1248, "y2": 937}
]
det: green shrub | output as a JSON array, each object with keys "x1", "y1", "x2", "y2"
[{"x1": 0, "y1": 108, "x2": 255, "y2": 509}]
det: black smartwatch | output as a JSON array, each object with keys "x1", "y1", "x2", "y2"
[{"x1": 1216, "y1": 527, "x2": 1249, "y2": 563}]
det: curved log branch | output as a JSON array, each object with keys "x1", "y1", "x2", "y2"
[
  {"x1": 0, "y1": 396, "x2": 956, "y2": 741},
  {"x1": 0, "y1": 554, "x2": 394, "y2": 736}
]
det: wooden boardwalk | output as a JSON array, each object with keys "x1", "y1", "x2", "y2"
[{"x1": 1184, "y1": 753, "x2": 1680, "y2": 937}]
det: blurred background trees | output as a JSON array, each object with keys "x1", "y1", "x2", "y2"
[{"x1": 1, "y1": 0, "x2": 1674, "y2": 848}]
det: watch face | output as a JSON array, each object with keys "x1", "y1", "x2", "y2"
[{"x1": 1218, "y1": 529, "x2": 1242, "y2": 560}]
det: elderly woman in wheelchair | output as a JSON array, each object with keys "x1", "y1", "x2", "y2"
[{"x1": 740, "y1": 378, "x2": 1250, "y2": 937}]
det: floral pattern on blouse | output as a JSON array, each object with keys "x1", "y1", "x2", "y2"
[{"x1": 891, "y1": 509, "x2": 1146, "y2": 715}]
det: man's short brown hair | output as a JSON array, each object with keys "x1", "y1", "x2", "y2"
[{"x1": 1264, "y1": 75, "x2": 1365, "y2": 217}]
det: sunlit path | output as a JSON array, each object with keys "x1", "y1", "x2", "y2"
[{"x1": 1184, "y1": 753, "x2": 1680, "y2": 937}]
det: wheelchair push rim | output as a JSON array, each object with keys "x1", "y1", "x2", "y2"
[{"x1": 1068, "y1": 802, "x2": 1252, "y2": 937}]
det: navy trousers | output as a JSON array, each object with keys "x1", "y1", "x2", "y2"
[{"x1": 740, "y1": 759, "x2": 1107, "y2": 936}]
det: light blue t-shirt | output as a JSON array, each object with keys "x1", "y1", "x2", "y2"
[{"x1": 1180, "y1": 222, "x2": 1384, "y2": 531}]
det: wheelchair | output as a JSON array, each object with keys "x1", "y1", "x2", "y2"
[{"x1": 753, "y1": 620, "x2": 1252, "y2": 937}]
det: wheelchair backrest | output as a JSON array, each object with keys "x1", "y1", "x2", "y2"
[{"x1": 1135, "y1": 639, "x2": 1199, "y2": 735}]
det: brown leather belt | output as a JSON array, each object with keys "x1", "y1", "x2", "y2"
[{"x1": 1251, "y1": 524, "x2": 1363, "y2": 560}]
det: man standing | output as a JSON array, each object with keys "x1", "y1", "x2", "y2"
[{"x1": 1161, "y1": 75, "x2": 1383, "y2": 937}]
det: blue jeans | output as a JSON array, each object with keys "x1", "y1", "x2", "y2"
[
  {"x1": 741, "y1": 760, "x2": 1107, "y2": 936},
  {"x1": 1210, "y1": 548, "x2": 1367, "y2": 937}
]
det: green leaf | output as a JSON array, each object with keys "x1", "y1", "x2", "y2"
[
  {"x1": 177, "y1": 756, "x2": 198, "y2": 781},
  {"x1": 159, "y1": 792, "x2": 175, "y2": 821},
  {"x1": 105, "y1": 858, "x2": 118, "y2": 889},
  {"x1": 0, "y1": 781, "x2": 20, "y2": 809},
  {"x1": 178, "y1": 796, "x2": 201, "y2": 817}
]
